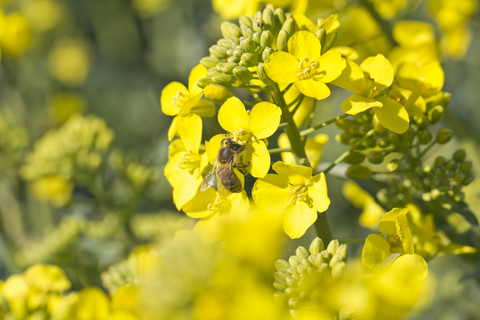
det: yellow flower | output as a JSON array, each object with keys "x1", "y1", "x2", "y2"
[
  {"x1": 252, "y1": 161, "x2": 330, "y2": 238},
  {"x1": 164, "y1": 134, "x2": 209, "y2": 211},
  {"x1": 0, "y1": 12, "x2": 32, "y2": 57},
  {"x1": 396, "y1": 60, "x2": 444, "y2": 99},
  {"x1": 30, "y1": 176, "x2": 74, "y2": 207},
  {"x1": 48, "y1": 38, "x2": 91, "y2": 87},
  {"x1": 362, "y1": 208, "x2": 415, "y2": 270},
  {"x1": 264, "y1": 30, "x2": 346, "y2": 100},
  {"x1": 161, "y1": 64, "x2": 215, "y2": 143},
  {"x1": 342, "y1": 181, "x2": 384, "y2": 229},
  {"x1": 332, "y1": 54, "x2": 410, "y2": 134},
  {"x1": 278, "y1": 132, "x2": 328, "y2": 169},
  {"x1": 215, "y1": 96, "x2": 281, "y2": 178},
  {"x1": 211, "y1": 0, "x2": 259, "y2": 20}
]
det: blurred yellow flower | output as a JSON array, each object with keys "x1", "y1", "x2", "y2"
[
  {"x1": 0, "y1": 12, "x2": 32, "y2": 57},
  {"x1": 48, "y1": 39, "x2": 91, "y2": 86},
  {"x1": 343, "y1": 181, "x2": 384, "y2": 229},
  {"x1": 22, "y1": 0, "x2": 63, "y2": 32},
  {"x1": 212, "y1": 0, "x2": 259, "y2": 20},
  {"x1": 48, "y1": 93, "x2": 86, "y2": 124},
  {"x1": 30, "y1": 175, "x2": 74, "y2": 207}
]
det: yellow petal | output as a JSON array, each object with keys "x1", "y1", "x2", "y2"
[
  {"x1": 264, "y1": 51, "x2": 299, "y2": 84},
  {"x1": 288, "y1": 30, "x2": 321, "y2": 61},
  {"x1": 189, "y1": 96, "x2": 216, "y2": 118},
  {"x1": 316, "y1": 50, "x2": 346, "y2": 83},
  {"x1": 341, "y1": 94, "x2": 381, "y2": 114},
  {"x1": 374, "y1": 96, "x2": 409, "y2": 134},
  {"x1": 206, "y1": 134, "x2": 225, "y2": 164},
  {"x1": 362, "y1": 234, "x2": 390, "y2": 270},
  {"x1": 188, "y1": 64, "x2": 208, "y2": 95},
  {"x1": 218, "y1": 96, "x2": 249, "y2": 133},
  {"x1": 330, "y1": 59, "x2": 365, "y2": 92},
  {"x1": 360, "y1": 54, "x2": 393, "y2": 90},
  {"x1": 393, "y1": 21, "x2": 435, "y2": 48},
  {"x1": 278, "y1": 133, "x2": 296, "y2": 165},
  {"x1": 305, "y1": 134, "x2": 329, "y2": 169},
  {"x1": 283, "y1": 201, "x2": 317, "y2": 239},
  {"x1": 248, "y1": 102, "x2": 281, "y2": 139},
  {"x1": 182, "y1": 187, "x2": 217, "y2": 219},
  {"x1": 160, "y1": 81, "x2": 187, "y2": 116},
  {"x1": 172, "y1": 173, "x2": 203, "y2": 210},
  {"x1": 319, "y1": 14, "x2": 340, "y2": 34},
  {"x1": 173, "y1": 114, "x2": 202, "y2": 153},
  {"x1": 295, "y1": 78, "x2": 331, "y2": 100},
  {"x1": 246, "y1": 140, "x2": 270, "y2": 178},
  {"x1": 380, "y1": 208, "x2": 414, "y2": 254},
  {"x1": 272, "y1": 161, "x2": 311, "y2": 185},
  {"x1": 309, "y1": 172, "x2": 330, "y2": 213},
  {"x1": 252, "y1": 174, "x2": 291, "y2": 211},
  {"x1": 389, "y1": 254, "x2": 428, "y2": 282}
]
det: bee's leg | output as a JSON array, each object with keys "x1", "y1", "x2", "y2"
[{"x1": 234, "y1": 163, "x2": 249, "y2": 175}]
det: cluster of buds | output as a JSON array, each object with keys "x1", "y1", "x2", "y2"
[
  {"x1": 273, "y1": 238, "x2": 346, "y2": 311},
  {"x1": 198, "y1": 4, "x2": 294, "y2": 87}
]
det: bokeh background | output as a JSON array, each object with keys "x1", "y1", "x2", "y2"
[{"x1": 0, "y1": 0, "x2": 479, "y2": 318}]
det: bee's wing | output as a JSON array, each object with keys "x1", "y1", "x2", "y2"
[{"x1": 200, "y1": 164, "x2": 218, "y2": 192}]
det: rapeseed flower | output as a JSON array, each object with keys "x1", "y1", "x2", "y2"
[
  {"x1": 333, "y1": 54, "x2": 410, "y2": 134},
  {"x1": 214, "y1": 96, "x2": 281, "y2": 178},
  {"x1": 161, "y1": 64, "x2": 216, "y2": 144},
  {"x1": 252, "y1": 161, "x2": 330, "y2": 238},
  {"x1": 264, "y1": 30, "x2": 346, "y2": 100}
]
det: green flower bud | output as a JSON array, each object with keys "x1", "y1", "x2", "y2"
[
  {"x1": 309, "y1": 237, "x2": 325, "y2": 255},
  {"x1": 367, "y1": 151, "x2": 384, "y2": 164},
  {"x1": 252, "y1": 32, "x2": 261, "y2": 44},
  {"x1": 209, "y1": 45, "x2": 228, "y2": 59},
  {"x1": 257, "y1": 63, "x2": 275, "y2": 86},
  {"x1": 277, "y1": 30, "x2": 289, "y2": 51},
  {"x1": 233, "y1": 49, "x2": 244, "y2": 58},
  {"x1": 361, "y1": 138, "x2": 376, "y2": 148},
  {"x1": 233, "y1": 65, "x2": 253, "y2": 83},
  {"x1": 387, "y1": 159, "x2": 399, "y2": 172},
  {"x1": 262, "y1": 8, "x2": 275, "y2": 29},
  {"x1": 203, "y1": 84, "x2": 234, "y2": 103},
  {"x1": 418, "y1": 130, "x2": 432, "y2": 145},
  {"x1": 346, "y1": 165, "x2": 372, "y2": 179},
  {"x1": 322, "y1": 32, "x2": 337, "y2": 53},
  {"x1": 428, "y1": 105, "x2": 444, "y2": 124},
  {"x1": 200, "y1": 56, "x2": 220, "y2": 68},
  {"x1": 240, "y1": 52, "x2": 257, "y2": 67},
  {"x1": 376, "y1": 137, "x2": 390, "y2": 148},
  {"x1": 197, "y1": 77, "x2": 212, "y2": 88},
  {"x1": 220, "y1": 21, "x2": 242, "y2": 39},
  {"x1": 240, "y1": 38, "x2": 257, "y2": 52},
  {"x1": 211, "y1": 72, "x2": 235, "y2": 86},
  {"x1": 218, "y1": 38, "x2": 232, "y2": 48},
  {"x1": 463, "y1": 173, "x2": 474, "y2": 185},
  {"x1": 315, "y1": 28, "x2": 326, "y2": 48},
  {"x1": 275, "y1": 259, "x2": 290, "y2": 272},
  {"x1": 227, "y1": 55, "x2": 240, "y2": 63},
  {"x1": 239, "y1": 15, "x2": 252, "y2": 34},
  {"x1": 336, "y1": 119, "x2": 356, "y2": 130},
  {"x1": 207, "y1": 67, "x2": 218, "y2": 77},
  {"x1": 262, "y1": 47, "x2": 274, "y2": 62},
  {"x1": 344, "y1": 150, "x2": 365, "y2": 164},
  {"x1": 296, "y1": 246, "x2": 309, "y2": 260},
  {"x1": 253, "y1": 17, "x2": 264, "y2": 33},
  {"x1": 434, "y1": 156, "x2": 446, "y2": 168},
  {"x1": 281, "y1": 18, "x2": 295, "y2": 36},
  {"x1": 459, "y1": 161, "x2": 472, "y2": 172},
  {"x1": 435, "y1": 128, "x2": 453, "y2": 144},
  {"x1": 274, "y1": 8, "x2": 286, "y2": 26},
  {"x1": 453, "y1": 149, "x2": 466, "y2": 163},
  {"x1": 220, "y1": 62, "x2": 238, "y2": 74},
  {"x1": 260, "y1": 30, "x2": 273, "y2": 48}
]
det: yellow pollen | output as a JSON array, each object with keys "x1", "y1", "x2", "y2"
[
  {"x1": 298, "y1": 57, "x2": 320, "y2": 80},
  {"x1": 178, "y1": 151, "x2": 201, "y2": 174}
]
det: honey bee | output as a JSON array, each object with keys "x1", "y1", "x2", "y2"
[{"x1": 200, "y1": 137, "x2": 246, "y2": 193}]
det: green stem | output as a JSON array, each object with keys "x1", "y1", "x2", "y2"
[
  {"x1": 268, "y1": 147, "x2": 292, "y2": 154},
  {"x1": 337, "y1": 238, "x2": 366, "y2": 243},
  {"x1": 324, "y1": 129, "x2": 375, "y2": 174},
  {"x1": 419, "y1": 140, "x2": 437, "y2": 158},
  {"x1": 300, "y1": 113, "x2": 349, "y2": 137},
  {"x1": 286, "y1": 93, "x2": 303, "y2": 109},
  {"x1": 315, "y1": 212, "x2": 332, "y2": 245},
  {"x1": 272, "y1": 85, "x2": 309, "y2": 166}
]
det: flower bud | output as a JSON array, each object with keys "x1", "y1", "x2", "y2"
[
  {"x1": 459, "y1": 161, "x2": 472, "y2": 172},
  {"x1": 453, "y1": 149, "x2": 466, "y2": 163},
  {"x1": 253, "y1": 17, "x2": 264, "y2": 33},
  {"x1": 418, "y1": 130, "x2": 432, "y2": 145},
  {"x1": 326, "y1": 239, "x2": 340, "y2": 255},
  {"x1": 344, "y1": 150, "x2": 365, "y2": 164},
  {"x1": 220, "y1": 21, "x2": 242, "y2": 39},
  {"x1": 323, "y1": 32, "x2": 337, "y2": 52},
  {"x1": 239, "y1": 15, "x2": 252, "y2": 34},
  {"x1": 346, "y1": 165, "x2": 372, "y2": 179},
  {"x1": 281, "y1": 18, "x2": 295, "y2": 36},
  {"x1": 260, "y1": 30, "x2": 273, "y2": 48},
  {"x1": 240, "y1": 53, "x2": 257, "y2": 67},
  {"x1": 220, "y1": 62, "x2": 237, "y2": 74},
  {"x1": 262, "y1": 8, "x2": 275, "y2": 29},
  {"x1": 203, "y1": 84, "x2": 234, "y2": 103},
  {"x1": 274, "y1": 8, "x2": 286, "y2": 26},
  {"x1": 209, "y1": 45, "x2": 228, "y2": 59},
  {"x1": 211, "y1": 72, "x2": 235, "y2": 86},
  {"x1": 240, "y1": 38, "x2": 257, "y2": 52},
  {"x1": 376, "y1": 137, "x2": 389, "y2": 148},
  {"x1": 434, "y1": 156, "x2": 446, "y2": 168},
  {"x1": 277, "y1": 30, "x2": 289, "y2": 52},
  {"x1": 315, "y1": 28, "x2": 326, "y2": 48},
  {"x1": 257, "y1": 63, "x2": 275, "y2": 86},
  {"x1": 309, "y1": 237, "x2": 325, "y2": 255},
  {"x1": 200, "y1": 56, "x2": 220, "y2": 68},
  {"x1": 262, "y1": 47, "x2": 274, "y2": 62},
  {"x1": 428, "y1": 105, "x2": 444, "y2": 124},
  {"x1": 435, "y1": 128, "x2": 453, "y2": 144},
  {"x1": 252, "y1": 32, "x2": 261, "y2": 44},
  {"x1": 233, "y1": 49, "x2": 243, "y2": 58},
  {"x1": 197, "y1": 77, "x2": 212, "y2": 88},
  {"x1": 233, "y1": 65, "x2": 253, "y2": 83},
  {"x1": 367, "y1": 151, "x2": 384, "y2": 164},
  {"x1": 296, "y1": 246, "x2": 309, "y2": 260}
]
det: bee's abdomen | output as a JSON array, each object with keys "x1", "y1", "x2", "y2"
[{"x1": 221, "y1": 175, "x2": 242, "y2": 193}]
